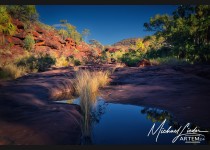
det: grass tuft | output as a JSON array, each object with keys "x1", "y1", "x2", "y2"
[
  {"x1": 0, "y1": 63, "x2": 27, "y2": 79},
  {"x1": 73, "y1": 69, "x2": 110, "y2": 138}
]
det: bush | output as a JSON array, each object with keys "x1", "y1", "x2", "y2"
[
  {"x1": 149, "y1": 57, "x2": 189, "y2": 66},
  {"x1": 121, "y1": 50, "x2": 143, "y2": 67},
  {"x1": 17, "y1": 54, "x2": 55, "y2": 72},
  {"x1": 55, "y1": 56, "x2": 69, "y2": 67},
  {"x1": 109, "y1": 50, "x2": 126, "y2": 63},
  {"x1": 0, "y1": 6, "x2": 16, "y2": 37},
  {"x1": 37, "y1": 54, "x2": 56, "y2": 71},
  {"x1": 23, "y1": 35, "x2": 35, "y2": 51},
  {"x1": 74, "y1": 59, "x2": 81, "y2": 66},
  {"x1": 7, "y1": 5, "x2": 39, "y2": 23}
]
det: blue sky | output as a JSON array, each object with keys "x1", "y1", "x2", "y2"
[{"x1": 36, "y1": 5, "x2": 178, "y2": 45}]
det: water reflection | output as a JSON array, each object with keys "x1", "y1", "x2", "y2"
[
  {"x1": 55, "y1": 99, "x2": 210, "y2": 145},
  {"x1": 80, "y1": 99, "x2": 108, "y2": 145},
  {"x1": 140, "y1": 107, "x2": 180, "y2": 129}
]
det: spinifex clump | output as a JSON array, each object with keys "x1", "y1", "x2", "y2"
[{"x1": 74, "y1": 69, "x2": 110, "y2": 143}]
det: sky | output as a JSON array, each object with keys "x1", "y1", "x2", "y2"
[{"x1": 36, "y1": 5, "x2": 178, "y2": 45}]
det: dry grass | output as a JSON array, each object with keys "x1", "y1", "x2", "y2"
[
  {"x1": 73, "y1": 69, "x2": 110, "y2": 138},
  {"x1": 73, "y1": 66, "x2": 79, "y2": 72},
  {"x1": 93, "y1": 71, "x2": 110, "y2": 88},
  {"x1": 115, "y1": 62, "x2": 126, "y2": 68},
  {"x1": 74, "y1": 70, "x2": 110, "y2": 100},
  {"x1": 0, "y1": 63, "x2": 27, "y2": 79},
  {"x1": 55, "y1": 56, "x2": 69, "y2": 67}
]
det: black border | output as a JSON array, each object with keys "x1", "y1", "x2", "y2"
[
  {"x1": 0, "y1": 0, "x2": 210, "y2": 150},
  {"x1": 0, "y1": 0, "x2": 210, "y2": 5},
  {"x1": 0, "y1": 145, "x2": 210, "y2": 150}
]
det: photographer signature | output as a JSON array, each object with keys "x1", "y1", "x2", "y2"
[{"x1": 147, "y1": 119, "x2": 209, "y2": 143}]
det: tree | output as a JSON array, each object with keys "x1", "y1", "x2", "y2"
[
  {"x1": 0, "y1": 6, "x2": 16, "y2": 44},
  {"x1": 56, "y1": 20, "x2": 82, "y2": 44},
  {"x1": 135, "y1": 38, "x2": 146, "y2": 53},
  {"x1": 7, "y1": 5, "x2": 39, "y2": 23},
  {"x1": 60, "y1": 19, "x2": 67, "y2": 25},
  {"x1": 58, "y1": 29, "x2": 68, "y2": 40},
  {"x1": 89, "y1": 39, "x2": 104, "y2": 50},
  {"x1": 144, "y1": 5, "x2": 210, "y2": 63},
  {"x1": 82, "y1": 29, "x2": 90, "y2": 43}
]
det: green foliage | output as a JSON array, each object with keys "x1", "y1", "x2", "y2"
[
  {"x1": 23, "y1": 34, "x2": 35, "y2": 51},
  {"x1": 37, "y1": 22, "x2": 55, "y2": 31},
  {"x1": 56, "y1": 20, "x2": 82, "y2": 44},
  {"x1": 89, "y1": 39, "x2": 104, "y2": 50},
  {"x1": 144, "y1": 5, "x2": 210, "y2": 63},
  {"x1": 65, "y1": 23, "x2": 82, "y2": 44},
  {"x1": 82, "y1": 29, "x2": 90, "y2": 42},
  {"x1": 121, "y1": 49, "x2": 144, "y2": 67},
  {"x1": 0, "y1": 6, "x2": 16, "y2": 36},
  {"x1": 74, "y1": 59, "x2": 81, "y2": 66},
  {"x1": 58, "y1": 29, "x2": 68, "y2": 40},
  {"x1": 7, "y1": 5, "x2": 39, "y2": 23},
  {"x1": 100, "y1": 50, "x2": 109, "y2": 63},
  {"x1": 37, "y1": 54, "x2": 56, "y2": 71},
  {"x1": 144, "y1": 47, "x2": 173, "y2": 59},
  {"x1": 66, "y1": 56, "x2": 81, "y2": 66},
  {"x1": 110, "y1": 50, "x2": 125, "y2": 63},
  {"x1": 149, "y1": 57, "x2": 189, "y2": 66},
  {"x1": 17, "y1": 54, "x2": 56, "y2": 72}
]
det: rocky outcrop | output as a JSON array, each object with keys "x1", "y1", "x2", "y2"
[
  {"x1": 0, "y1": 67, "x2": 82, "y2": 144},
  {"x1": 136, "y1": 59, "x2": 151, "y2": 67},
  {"x1": 2, "y1": 19, "x2": 103, "y2": 63}
]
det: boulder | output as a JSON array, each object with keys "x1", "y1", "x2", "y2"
[
  {"x1": 12, "y1": 19, "x2": 24, "y2": 29},
  {"x1": 7, "y1": 36, "x2": 23, "y2": 46},
  {"x1": 13, "y1": 31, "x2": 26, "y2": 40},
  {"x1": 136, "y1": 59, "x2": 151, "y2": 67}
]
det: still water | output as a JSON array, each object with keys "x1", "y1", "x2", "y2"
[{"x1": 56, "y1": 98, "x2": 209, "y2": 145}]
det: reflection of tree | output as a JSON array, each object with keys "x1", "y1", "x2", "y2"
[
  {"x1": 141, "y1": 107, "x2": 210, "y2": 144},
  {"x1": 140, "y1": 107, "x2": 180, "y2": 129},
  {"x1": 80, "y1": 100, "x2": 108, "y2": 145}
]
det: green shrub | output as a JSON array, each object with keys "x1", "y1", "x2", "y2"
[
  {"x1": 74, "y1": 59, "x2": 81, "y2": 66},
  {"x1": 121, "y1": 50, "x2": 143, "y2": 67},
  {"x1": 37, "y1": 54, "x2": 56, "y2": 71},
  {"x1": 17, "y1": 54, "x2": 55, "y2": 72},
  {"x1": 7, "y1": 5, "x2": 39, "y2": 23},
  {"x1": 58, "y1": 29, "x2": 68, "y2": 40},
  {"x1": 23, "y1": 34, "x2": 35, "y2": 51},
  {"x1": 149, "y1": 57, "x2": 189, "y2": 66},
  {"x1": 0, "y1": 6, "x2": 16, "y2": 37}
]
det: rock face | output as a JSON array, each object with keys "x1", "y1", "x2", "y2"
[
  {"x1": 1, "y1": 19, "x2": 102, "y2": 62},
  {"x1": 0, "y1": 67, "x2": 83, "y2": 145},
  {"x1": 136, "y1": 59, "x2": 151, "y2": 67},
  {"x1": 112, "y1": 38, "x2": 140, "y2": 47}
]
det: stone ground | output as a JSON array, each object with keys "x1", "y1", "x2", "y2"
[
  {"x1": 0, "y1": 64, "x2": 210, "y2": 144},
  {"x1": 101, "y1": 64, "x2": 210, "y2": 129}
]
